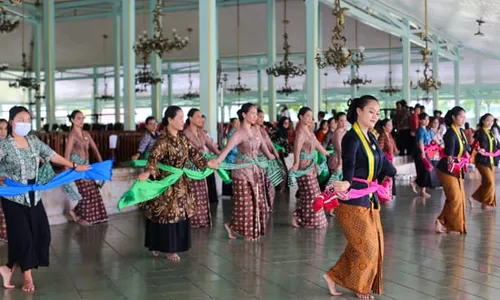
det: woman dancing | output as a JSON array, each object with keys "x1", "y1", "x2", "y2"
[
  {"x1": 469, "y1": 113, "x2": 498, "y2": 210},
  {"x1": 291, "y1": 107, "x2": 330, "y2": 228},
  {"x1": 184, "y1": 108, "x2": 220, "y2": 227},
  {"x1": 137, "y1": 106, "x2": 218, "y2": 261},
  {"x1": 216, "y1": 103, "x2": 275, "y2": 241},
  {"x1": 323, "y1": 96, "x2": 396, "y2": 299},
  {"x1": 435, "y1": 106, "x2": 470, "y2": 234},
  {"x1": 65, "y1": 110, "x2": 108, "y2": 226},
  {"x1": 377, "y1": 118, "x2": 398, "y2": 197},
  {"x1": 0, "y1": 106, "x2": 89, "y2": 292}
]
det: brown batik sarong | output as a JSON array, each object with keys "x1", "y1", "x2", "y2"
[
  {"x1": 189, "y1": 178, "x2": 211, "y2": 228},
  {"x1": 471, "y1": 165, "x2": 496, "y2": 208},
  {"x1": 260, "y1": 170, "x2": 275, "y2": 212},
  {"x1": 229, "y1": 178, "x2": 266, "y2": 240},
  {"x1": 294, "y1": 169, "x2": 328, "y2": 228},
  {"x1": 74, "y1": 179, "x2": 108, "y2": 224},
  {"x1": 328, "y1": 204, "x2": 384, "y2": 295},
  {"x1": 436, "y1": 170, "x2": 467, "y2": 233}
]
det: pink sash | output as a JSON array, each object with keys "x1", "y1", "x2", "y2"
[{"x1": 447, "y1": 152, "x2": 470, "y2": 176}]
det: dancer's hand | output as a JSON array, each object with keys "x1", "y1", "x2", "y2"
[
  {"x1": 268, "y1": 154, "x2": 276, "y2": 160},
  {"x1": 332, "y1": 181, "x2": 350, "y2": 192},
  {"x1": 290, "y1": 164, "x2": 298, "y2": 171},
  {"x1": 138, "y1": 172, "x2": 150, "y2": 181},
  {"x1": 207, "y1": 160, "x2": 218, "y2": 170},
  {"x1": 131, "y1": 153, "x2": 140, "y2": 161},
  {"x1": 75, "y1": 164, "x2": 90, "y2": 172},
  {"x1": 479, "y1": 148, "x2": 486, "y2": 154}
]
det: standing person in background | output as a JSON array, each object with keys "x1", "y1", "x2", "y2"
[
  {"x1": 409, "y1": 104, "x2": 421, "y2": 152},
  {"x1": 393, "y1": 100, "x2": 411, "y2": 156},
  {"x1": 131, "y1": 116, "x2": 159, "y2": 161},
  {"x1": 464, "y1": 122, "x2": 474, "y2": 145},
  {"x1": 221, "y1": 118, "x2": 240, "y2": 197},
  {"x1": 315, "y1": 120, "x2": 329, "y2": 145},
  {"x1": 378, "y1": 118, "x2": 398, "y2": 197}
]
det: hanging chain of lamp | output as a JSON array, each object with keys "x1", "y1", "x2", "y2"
[
  {"x1": 180, "y1": 28, "x2": 199, "y2": 100},
  {"x1": 9, "y1": 3, "x2": 38, "y2": 91},
  {"x1": 343, "y1": 21, "x2": 370, "y2": 89},
  {"x1": 323, "y1": 72, "x2": 329, "y2": 111},
  {"x1": 417, "y1": 0, "x2": 441, "y2": 94},
  {"x1": 95, "y1": 34, "x2": 114, "y2": 101},
  {"x1": 380, "y1": 34, "x2": 401, "y2": 96},
  {"x1": 227, "y1": 0, "x2": 251, "y2": 96},
  {"x1": 315, "y1": 0, "x2": 352, "y2": 74},
  {"x1": 267, "y1": 0, "x2": 304, "y2": 96}
]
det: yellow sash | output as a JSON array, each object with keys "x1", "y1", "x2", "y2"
[
  {"x1": 483, "y1": 127, "x2": 494, "y2": 166},
  {"x1": 352, "y1": 122, "x2": 375, "y2": 181},
  {"x1": 450, "y1": 124, "x2": 464, "y2": 158}
]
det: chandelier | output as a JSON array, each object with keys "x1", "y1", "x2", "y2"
[
  {"x1": 266, "y1": 0, "x2": 305, "y2": 83},
  {"x1": 135, "y1": 63, "x2": 162, "y2": 91},
  {"x1": 133, "y1": 0, "x2": 189, "y2": 59},
  {"x1": 95, "y1": 34, "x2": 114, "y2": 101},
  {"x1": 10, "y1": 17, "x2": 38, "y2": 91},
  {"x1": 418, "y1": 0, "x2": 441, "y2": 94},
  {"x1": 380, "y1": 34, "x2": 401, "y2": 96},
  {"x1": 180, "y1": 28, "x2": 199, "y2": 100},
  {"x1": 0, "y1": 7, "x2": 19, "y2": 33},
  {"x1": 316, "y1": 0, "x2": 353, "y2": 74},
  {"x1": 0, "y1": 63, "x2": 7, "y2": 72},
  {"x1": 228, "y1": 0, "x2": 250, "y2": 96},
  {"x1": 343, "y1": 71, "x2": 371, "y2": 89}
]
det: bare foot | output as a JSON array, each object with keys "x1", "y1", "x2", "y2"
[
  {"x1": 322, "y1": 273, "x2": 342, "y2": 296},
  {"x1": 224, "y1": 223, "x2": 236, "y2": 240},
  {"x1": 152, "y1": 251, "x2": 159, "y2": 258},
  {"x1": 78, "y1": 219, "x2": 91, "y2": 226},
  {"x1": 410, "y1": 181, "x2": 418, "y2": 194},
  {"x1": 166, "y1": 253, "x2": 180, "y2": 262},
  {"x1": 291, "y1": 216, "x2": 299, "y2": 228},
  {"x1": 21, "y1": 281, "x2": 35, "y2": 292},
  {"x1": 356, "y1": 293, "x2": 374, "y2": 299},
  {"x1": 0, "y1": 266, "x2": 14, "y2": 289},
  {"x1": 68, "y1": 210, "x2": 79, "y2": 222},
  {"x1": 482, "y1": 204, "x2": 495, "y2": 211},
  {"x1": 435, "y1": 219, "x2": 446, "y2": 234}
]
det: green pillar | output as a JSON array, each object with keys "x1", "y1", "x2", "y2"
[
  {"x1": 150, "y1": 0, "x2": 162, "y2": 120},
  {"x1": 401, "y1": 18, "x2": 411, "y2": 103},
  {"x1": 267, "y1": 0, "x2": 277, "y2": 121},
  {"x1": 122, "y1": 0, "x2": 136, "y2": 130},
  {"x1": 43, "y1": 0, "x2": 56, "y2": 125},
  {"x1": 113, "y1": 11, "x2": 121, "y2": 124},
  {"x1": 34, "y1": 22, "x2": 42, "y2": 130},
  {"x1": 454, "y1": 47, "x2": 460, "y2": 107},
  {"x1": 199, "y1": 0, "x2": 218, "y2": 137},
  {"x1": 167, "y1": 63, "x2": 173, "y2": 106},
  {"x1": 306, "y1": 0, "x2": 319, "y2": 118},
  {"x1": 257, "y1": 58, "x2": 263, "y2": 109}
]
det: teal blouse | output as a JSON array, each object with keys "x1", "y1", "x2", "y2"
[{"x1": 0, "y1": 135, "x2": 56, "y2": 206}]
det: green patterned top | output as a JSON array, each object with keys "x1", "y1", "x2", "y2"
[{"x1": 0, "y1": 135, "x2": 56, "y2": 206}]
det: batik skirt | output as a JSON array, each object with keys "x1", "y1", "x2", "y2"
[
  {"x1": 74, "y1": 179, "x2": 108, "y2": 224},
  {"x1": 188, "y1": 178, "x2": 211, "y2": 228},
  {"x1": 229, "y1": 178, "x2": 266, "y2": 240},
  {"x1": 294, "y1": 169, "x2": 328, "y2": 228}
]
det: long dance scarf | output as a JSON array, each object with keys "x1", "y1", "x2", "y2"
[
  {"x1": 288, "y1": 150, "x2": 331, "y2": 186},
  {"x1": 0, "y1": 160, "x2": 113, "y2": 197}
]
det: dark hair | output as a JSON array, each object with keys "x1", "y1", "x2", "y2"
[
  {"x1": 278, "y1": 116, "x2": 289, "y2": 128},
  {"x1": 297, "y1": 107, "x2": 312, "y2": 120},
  {"x1": 257, "y1": 108, "x2": 264, "y2": 114},
  {"x1": 478, "y1": 113, "x2": 493, "y2": 128},
  {"x1": 230, "y1": 117, "x2": 238, "y2": 124},
  {"x1": 334, "y1": 112, "x2": 346, "y2": 121},
  {"x1": 68, "y1": 110, "x2": 82, "y2": 123},
  {"x1": 376, "y1": 118, "x2": 392, "y2": 134},
  {"x1": 464, "y1": 122, "x2": 470, "y2": 129},
  {"x1": 0, "y1": 119, "x2": 7, "y2": 126},
  {"x1": 145, "y1": 116, "x2": 156, "y2": 125},
  {"x1": 444, "y1": 106, "x2": 465, "y2": 127},
  {"x1": 327, "y1": 117, "x2": 335, "y2": 126},
  {"x1": 8, "y1": 106, "x2": 31, "y2": 136},
  {"x1": 162, "y1": 106, "x2": 182, "y2": 126},
  {"x1": 400, "y1": 100, "x2": 407, "y2": 107},
  {"x1": 317, "y1": 119, "x2": 328, "y2": 131},
  {"x1": 236, "y1": 103, "x2": 256, "y2": 122},
  {"x1": 186, "y1": 108, "x2": 200, "y2": 125},
  {"x1": 418, "y1": 112, "x2": 428, "y2": 121},
  {"x1": 433, "y1": 110, "x2": 442, "y2": 116},
  {"x1": 346, "y1": 95, "x2": 378, "y2": 124},
  {"x1": 318, "y1": 111, "x2": 325, "y2": 119}
]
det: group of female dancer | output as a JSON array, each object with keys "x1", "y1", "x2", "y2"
[{"x1": 0, "y1": 98, "x2": 497, "y2": 298}]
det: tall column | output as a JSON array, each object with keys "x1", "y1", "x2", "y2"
[
  {"x1": 257, "y1": 58, "x2": 264, "y2": 109},
  {"x1": 305, "y1": 0, "x2": 319, "y2": 118},
  {"x1": 401, "y1": 18, "x2": 411, "y2": 103},
  {"x1": 43, "y1": 0, "x2": 56, "y2": 125},
  {"x1": 167, "y1": 71, "x2": 173, "y2": 106},
  {"x1": 199, "y1": 0, "x2": 218, "y2": 137},
  {"x1": 92, "y1": 68, "x2": 98, "y2": 123},
  {"x1": 122, "y1": 0, "x2": 136, "y2": 130},
  {"x1": 113, "y1": 12, "x2": 121, "y2": 124},
  {"x1": 150, "y1": 0, "x2": 162, "y2": 120},
  {"x1": 267, "y1": 0, "x2": 277, "y2": 121},
  {"x1": 432, "y1": 36, "x2": 439, "y2": 111},
  {"x1": 454, "y1": 47, "x2": 460, "y2": 107},
  {"x1": 34, "y1": 22, "x2": 42, "y2": 130}
]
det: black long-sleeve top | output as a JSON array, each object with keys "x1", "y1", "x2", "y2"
[
  {"x1": 474, "y1": 128, "x2": 499, "y2": 168},
  {"x1": 340, "y1": 128, "x2": 397, "y2": 208},
  {"x1": 437, "y1": 125, "x2": 471, "y2": 177}
]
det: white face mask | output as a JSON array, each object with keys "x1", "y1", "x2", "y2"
[{"x1": 13, "y1": 122, "x2": 31, "y2": 137}]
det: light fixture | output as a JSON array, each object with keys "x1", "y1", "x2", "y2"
[
  {"x1": 0, "y1": 63, "x2": 7, "y2": 72},
  {"x1": 180, "y1": 28, "x2": 199, "y2": 100},
  {"x1": 417, "y1": 0, "x2": 441, "y2": 94},
  {"x1": 380, "y1": 34, "x2": 401, "y2": 96},
  {"x1": 228, "y1": 0, "x2": 250, "y2": 96},
  {"x1": 95, "y1": 34, "x2": 114, "y2": 101},
  {"x1": 0, "y1": 7, "x2": 19, "y2": 33},
  {"x1": 474, "y1": 19, "x2": 485, "y2": 36}
]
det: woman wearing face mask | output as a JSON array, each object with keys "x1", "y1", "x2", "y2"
[
  {"x1": 257, "y1": 109, "x2": 280, "y2": 212},
  {"x1": 0, "y1": 106, "x2": 89, "y2": 292},
  {"x1": 469, "y1": 113, "x2": 498, "y2": 211},
  {"x1": 0, "y1": 119, "x2": 8, "y2": 242},
  {"x1": 64, "y1": 110, "x2": 107, "y2": 226},
  {"x1": 291, "y1": 107, "x2": 330, "y2": 228},
  {"x1": 323, "y1": 96, "x2": 396, "y2": 299},
  {"x1": 137, "y1": 106, "x2": 218, "y2": 261},
  {"x1": 183, "y1": 108, "x2": 220, "y2": 228},
  {"x1": 215, "y1": 103, "x2": 276, "y2": 241},
  {"x1": 435, "y1": 106, "x2": 470, "y2": 234}
]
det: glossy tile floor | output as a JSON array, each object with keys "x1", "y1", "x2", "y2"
[{"x1": 1, "y1": 179, "x2": 500, "y2": 300}]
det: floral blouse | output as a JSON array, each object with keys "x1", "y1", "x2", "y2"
[
  {"x1": 139, "y1": 131, "x2": 207, "y2": 224},
  {"x1": 0, "y1": 135, "x2": 56, "y2": 206}
]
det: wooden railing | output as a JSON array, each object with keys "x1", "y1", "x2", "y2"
[{"x1": 35, "y1": 131, "x2": 144, "y2": 164}]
